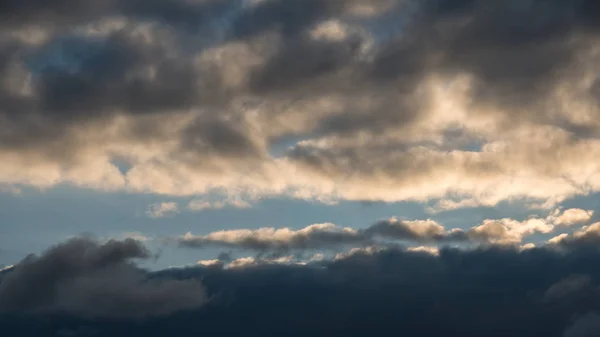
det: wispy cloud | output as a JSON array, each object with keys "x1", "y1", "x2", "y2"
[
  {"x1": 146, "y1": 202, "x2": 179, "y2": 219},
  {"x1": 188, "y1": 195, "x2": 252, "y2": 212}
]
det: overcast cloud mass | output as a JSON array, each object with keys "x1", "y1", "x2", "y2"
[
  {"x1": 3, "y1": 0, "x2": 600, "y2": 336},
  {"x1": 0, "y1": 0, "x2": 600, "y2": 207}
]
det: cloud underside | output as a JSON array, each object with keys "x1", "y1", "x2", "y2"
[
  {"x1": 0, "y1": 0, "x2": 600, "y2": 208},
  {"x1": 6, "y1": 237, "x2": 600, "y2": 336},
  {"x1": 179, "y1": 208, "x2": 595, "y2": 253}
]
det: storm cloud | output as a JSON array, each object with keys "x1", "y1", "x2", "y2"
[
  {"x1": 4, "y1": 240, "x2": 600, "y2": 336},
  {"x1": 0, "y1": 237, "x2": 207, "y2": 318}
]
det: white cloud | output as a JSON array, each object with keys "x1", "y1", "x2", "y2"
[
  {"x1": 0, "y1": 265, "x2": 14, "y2": 272},
  {"x1": 572, "y1": 222, "x2": 600, "y2": 239},
  {"x1": 197, "y1": 259, "x2": 222, "y2": 267},
  {"x1": 520, "y1": 243, "x2": 536, "y2": 251},
  {"x1": 468, "y1": 218, "x2": 555, "y2": 245},
  {"x1": 407, "y1": 246, "x2": 440, "y2": 256},
  {"x1": 548, "y1": 233, "x2": 570, "y2": 245},
  {"x1": 547, "y1": 208, "x2": 594, "y2": 227}
]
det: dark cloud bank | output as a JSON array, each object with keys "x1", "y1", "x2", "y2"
[
  {"x1": 0, "y1": 238, "x2": 207, "y2": 319},
  {"x1": 4, "y1": 238, "x2": 600, "y2": 336}
]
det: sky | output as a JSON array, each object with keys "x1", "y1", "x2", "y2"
[{"x1": 3, "y1": 0, "x2": 600, "y2": 336}]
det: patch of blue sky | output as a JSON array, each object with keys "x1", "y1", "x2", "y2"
[
  {"x1": 25, "y1": 35, "x2": 106, "y2": 76},
  {"x1": 354, "y1": 0, "x2": 419, "y2": 47}
]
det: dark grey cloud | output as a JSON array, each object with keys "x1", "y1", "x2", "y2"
[
  {"x1": 2, "y1": 0, "x2": 600, "y2": 133},
  {"x1": 0, "y1": 238, "x2": 206, "y2": 318},
  {"x1": 5, "y1": 244, "x2": 600, "y2": 336},
  {"x1": 247, "y1": 0, "x2": 600, "y2": 137},
  {"x1": 179, "y1": 224, "x2": 369, "y2": 254},
  {"x1": 366, "y1": 219, "x2": 470, "y2": 243},
  {"x1": 564, "y1": 313, "x2": 600, "y2": 337}
]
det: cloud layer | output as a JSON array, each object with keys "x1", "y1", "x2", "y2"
[
  {"x1": 1, "y1": 0, "x2": 600, "y2": 209},
  {"x1": 179, "y1": 208, "x2": 594, "y2": 254},
  {"x1": 5, "y1": 237, "x2": 600, "y2": 336}
]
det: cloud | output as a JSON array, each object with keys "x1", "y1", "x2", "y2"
[
  {"x1": 0, "y1": 237, "x2": 206, "y2": 318},
  {"x1": 146, "y1": 202, "x2": 179, "y2": 218},
  {"x1": 8, "y1": 241, "x2": 600, "y2": 335},
  {"x1": 180, "y1": 223, "x2": 366, "y2": 253},
  {"x1": 467, "y1": 218, "x2": 555, "y2": 245},
  {"x1": 0, "y1": 0, "x2": 600, "y2": 209},
  {"x1": 188, "y1": 195, "x2": 252, "y2": 212},
  {"x1": 548, "y1": 208, "x2": 595, "y2": 227},
  {"x1": 365, "y1": 218, "x2": 469, "y2": 243},
  {"x1": 180, "y1": 213, "x2": 568, "y2": 254},
  {"x1": 407, "y1": 246, "x2": 440, "y2": 256},
  {"x1": 564, "y1": 313, "x2": 600, "y2": 337},
  {"x1": 548, "y1": 222, "x2": 600, "y2": 250}
]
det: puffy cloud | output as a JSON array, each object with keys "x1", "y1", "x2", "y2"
[
  {"x1": 1, "y1": 0, "x2": 600, "y2": 209},
  {"x1": 549, "y1": 233, "x2": 571, "y2": 245},
  {"x1": 0, "y1": 238, "x2": 207, "y2": 318},
  {"x1": 180, "y1": 214, "x2": 566, "y2": 254},
  {"x1": 407, "y1": 246, "x2": 440, "y2": 256},
  {"x1": 520, "y1": 243, "x2": 537, "y2": 251},
  {"x1": 468, "y1": 218, "x2": 555, "y2": 245},
  {"x1": 146, "y1": 202, "x2": 179, "y2": 218},
  {"x1": 548, "y1": 208, "x2": 595, "y2": 227},
  {"x1": 547, "y1": 222, "x2": 600, "y2": 250},
  {"x1": 365, "y1": 218, "x2": 469, "y2": 243}
]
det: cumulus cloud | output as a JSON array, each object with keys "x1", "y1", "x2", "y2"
[
  {"x1": 547, "y1": 222, "x2": 600, "y2": 250},
  {"x1": 180, "y1": 213, "x2": 571, "y2": 254},
  {"x1": 1, "y1": 0, "x2": 600, "y2": 209},
  {"x1": 146, "y1": 202, "x2": 179, "y2": 218},
  {"x1": 365, "y1": 218, "x2": 468, "y2": 243},
  {"x1": 468, "y1": 218, "x2": 555, "y2": 245},
  {"x1": 548, "y1": 208, "x2": 595, "y2": 227},
  {"x1": 0, "y1": 238, "x2": 206, "y2": 318}
]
